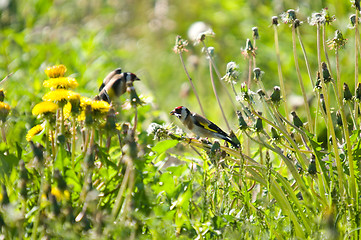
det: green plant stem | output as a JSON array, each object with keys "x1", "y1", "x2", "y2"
[
  {"x1": 112, "y1": 159, "x2": 131, "y2": 220},
  {"x1": 71, "y1": 117, "x2": 76, "y2": 166},
  {"x1": 334, "y1": 44, "x2": 358, "y2": 228},
  {"x1": 208, "y1": 58, "x2": 231, "y2": 131},
  {"x1": 120, "y1": 158, "x2": 135, "y2": 222},
  {"x1": 248, "y1": 58, "x2": 252, "y2": 88},
  {"x1": 201, "y1": 41, "x2": 237, "y2": 112},
  {"x1": 31, "y1": 171, "x2": 45, "y2": 240},
  {"x1": 317, "y1": 24, "x2": 345, "y2": 199},
  {"x1": 273, "y1": 25, "x2": 290, "y2": 121},
  {"x1": 355, "y1": 11, "x2": 359, "y2": 125},
  {"x1": 1, "y1": 124, "x2": 6, "y2": 143},
  {"x1": 253, "y1": 38, "x2": 257, "y2": 69},
  {"x1": 179, "y1": 52, "x2": 205, "y2": 117},
  {"x1": 291, "y1": 25, "x2": 313, "y2": 133},
  {"x1": 296, "y1": 28, "x2": 314, "y2": 88}
]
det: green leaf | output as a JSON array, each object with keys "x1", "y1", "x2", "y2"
[{"x1": 151, "y1": 140, "x2": 178, "y2": 153}]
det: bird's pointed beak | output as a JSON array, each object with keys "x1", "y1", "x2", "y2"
[
  {"x1": 170, "y1": 110, "x2": 175, "y2": 115},
  {"x1": 135, "y1": 76, "x2": 140, "y2": 81}
]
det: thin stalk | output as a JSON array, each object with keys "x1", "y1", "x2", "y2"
[
  {"x1": 322, "y1": 26, "x2": 333, "y2": 80},
  {"x1": 248, "y1": 58, "x2": 252, "y2": 88},
  {"x1": 317, "y1": 23, "x2": 345, "y2": 197},
  {"x1": 296, "y1": 27, "x2": 315, "y2": 88},
  {"x1": 208, "y1": 59, "x2": 231, "y2": 131},
  {"x1": 120, "y1": 158, "x2": 135, "y2": 222},
  {"x1": 355, "y1": 11, "x2": 359, "y2": 124},
  {"x1": 111, "y1": 161, "x2": 131, "y2": 220},
  {"x1": 133, "y1": 106, "x2": 138, "y2": 132},
  {"x1": 273, "y1": 24, "x2": 290, "y2": 121},
  {"x1": 1, "y1": 124, "x2": 6, "y2": 143},
  {"x1": 291, "y1": 24, "x2": 314, "y2": 132},
  {"x1": 179, "y1": 52, "x2": 205, "y2": 117},
  {"x1": 201, "y1": 41, "x2": 237, "y2": 112},
  {"x1": 253, "y1": 38, "x2": 257, "y2": 69},
  {"x1": 31, "y1": 171, "x2": 44, "y2": 240},
  {"x1": 334, "y1": 48, "x2": 358, "y2": 224},
  {"x1": 71, "y1": 117, "x2": 76, "y2": 166}
]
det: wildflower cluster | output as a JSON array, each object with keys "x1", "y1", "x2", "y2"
[{"x1": 27, "y1": 65, "x2": 112, "y2": 146}]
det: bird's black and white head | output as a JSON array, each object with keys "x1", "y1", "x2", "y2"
[
  {"x1": 124, "y1": 72, "x2": 140, "y2": 83},
  {"x1": 170, "y1": 106, "x2": 190, "y2": 122}
]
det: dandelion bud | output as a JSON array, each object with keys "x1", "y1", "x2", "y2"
[
  {"x1": 222, "y1": 62, "x2": 240, "y2": 83},
  {"x1": 308, "y1": 155, "x2": 317, "y2": 175},
  {"x1": 0, "y1": 90, "x2": 4, "y2": 102},
  {"x1": 291, "y1": 111, "x2": 304, "y2": 128},
  {"x1": 350, "y1": 14, "x2": 357, "y2": 27},
  {"x1": 254, "y1": 112, "x2": 263, "y2": 132},
  {"x1": 253, "y1": 67, "x2": 262, "y2": 80},
  {"x1": 245, "y1": 38, "x2": 254, "y2": 51},
  {"x1": 271, "y1": 127, "x2": 280, "y2": 141},
  {"x1": 240, "y1": 82, "x2": 250, "y2": 101},
  {"x1": 272, "y1": 16, "x2": 279, "y2": 26},
  {"x1": 343, "y1": 83, "x2": 353, "y2": 101},
  {"x1": 207, "y1": 47, "x2": 215, "y2": 57},
  {"x1": 353, "y1": 0, "x2": 361, "y2": 11},
  {"x1": 321, "y1": 62, "x2": 332, "y2": 83},
  {"x1": 287, "y1": 9, "x2": 296, "y2": 21},
  {"x1": 320, "y1": 94, "x2": 326, "y2": 113},
  {"x1": 314, "y1": 72, "x2": 322, "y2": 91},
  {"x1": 257, "y1": 89, "x2": 265, "y2": 98},
  {"x1": 252, "y1": 27, "x2": 259, "y2": 39},
  {"x1": 356, "y1": 83, "x2": 361, "y2": 101},
  {"x1": 293, "y1": 19, "x2": 301, "y2": 29},
  {"x1": 270, "y1": 86, "x2": 281, "y2": 104},
  {"x1": 237, "y1": 111, "x2": 248, "y2": 130},
  {"x1": 336, "y1": 111, "x2": 342, "y2": 127},
  {"x1": 128, "y1": 86, "x2": 144, "y2": 107}
]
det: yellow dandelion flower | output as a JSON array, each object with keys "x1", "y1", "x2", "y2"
[
  {"x1": 91, "y1": 100, "x2": 110, "y2": 114},
  {"x1": 80, "y1": 96, "x2": 92, "y2": 108},
  {"x1": 78, "y1": 111, "x2": 86, "y2": 121},
  {"x1": 51, "y1": 187, "x2": 62, "y2": 201},
  {"x1": 42, "y1": 89, "x2": 80, "y2": 102},
  {"x1": 63, "y1": 102, "x2": 71, "y2": 119},
  {"x1": 51, "y1": 187, "x2": 70, "y2": 201},
  {"x1": 43, "y1": 77, "x2": 79, "y2": 89},
  {"x1": 78, "y1": 97, "x2": 93, "y2": 121},
  {"x1": 32, "y1": 101, "x2": 58, "y2": 116},
  {"x1": 0, "y1": 102, "x2": 11, "y2": 122},
  {"x1": 44, "y1": 65, "x2": 67, "y2": 78},
  {"x1": 26, "y1": 124, "x2": 44, "y2": 141}
]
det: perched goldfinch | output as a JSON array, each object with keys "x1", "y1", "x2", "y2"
[
  {"x1": 170, "y1": 106, "x2": 239, "y2": 147},
  {"x1": 99, "y1": 68, "x2": 140, "y2": 103}
]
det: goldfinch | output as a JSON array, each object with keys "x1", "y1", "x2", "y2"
[
  {"x1": 99, "y1": 68, "x2": 140, "y2": 103},
  {"x1": 170, "y1": 106, "x2": 239, "y2": 147}
]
